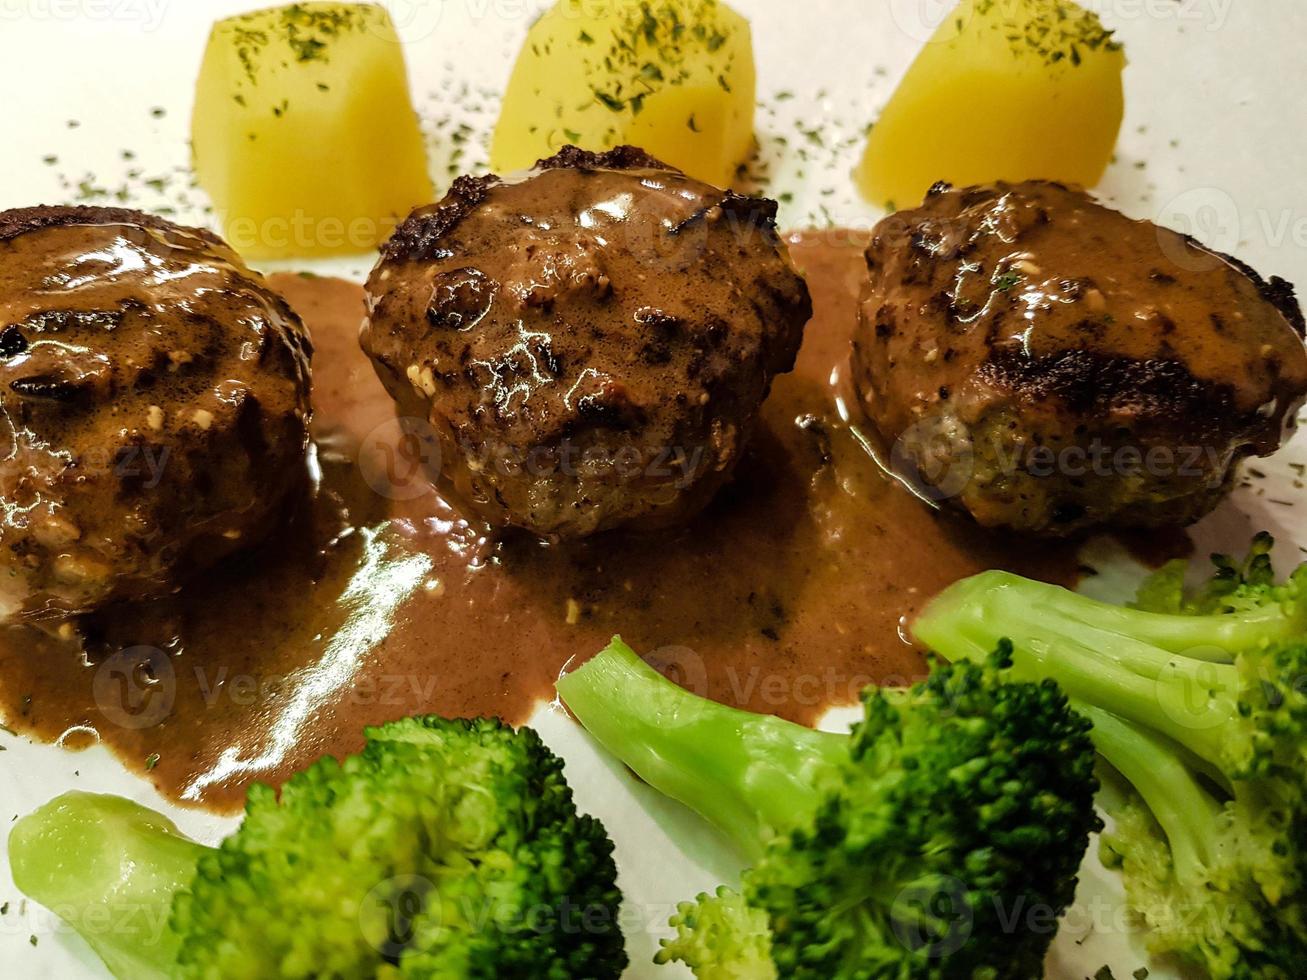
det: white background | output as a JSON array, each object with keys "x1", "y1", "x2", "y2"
[{"x1": 1, "y1": 0, "x2": 1305, "y2": 976}]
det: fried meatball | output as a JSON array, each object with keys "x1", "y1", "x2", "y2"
[
  {"x1": 362, "y1": 146, "x2": 811, "y2": 539},
  {"x1": 0, "y1": 206, "x2": 312, "y2": 621},
  {"x1": 853, "y1": 180, "x2": 1307, "y2": 536}
]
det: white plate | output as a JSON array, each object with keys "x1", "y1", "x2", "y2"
[{"x1": 1, "y1": 1, "x2": 1305, "y2": 976}]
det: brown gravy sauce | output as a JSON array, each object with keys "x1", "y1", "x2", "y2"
[{"x1": 0, "y1": 232, "x2": 1126, "y2": 813}]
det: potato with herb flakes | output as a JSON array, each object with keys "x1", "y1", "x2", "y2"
[
  {"x1": 857, "y1": 0, "x2": 1125, "y2": 210},
  {"x1": 192, "y1": 2, "x2": 432, "y2": 259},
  {"x1": 491, "y1": 0, "x2": 755, "y2": 187}
]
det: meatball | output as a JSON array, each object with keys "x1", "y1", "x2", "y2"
[
  {"x1": 362, "y1": 146, "x2": 811, "y2": 539},
  {"x1": 0, "y1": 206, "x2": 312, "y2": 621},
  {"x1": 853, "y1": 180, "x2": 1307, "y2": 535}
]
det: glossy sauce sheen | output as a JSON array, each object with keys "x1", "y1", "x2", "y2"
[
  {"x1": 363, "y1": 152, "x2": 810, "y2": 539},
  {"x1": 852, "y1": 181, "x2": 1307, "y2": 536},
  {"x1": 0, "y1": 232, "x2": 1083, "y2": 813},
  {"x1": 858, "y1": 181, "x2": 1307, "y2": 447},
  {"x1": 0, "y1": 215, "x2": 311, "y2": 620}
]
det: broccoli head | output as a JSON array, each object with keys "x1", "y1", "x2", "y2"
[
  {"x1": 1090, "y1": 708, "x2": 1305, "y2": 980},
  {"x1": 1133, "y1": 530, "x2": 1307, "y2": 619},
  {"x1": 9, "y1": 716, "x2": 627, "y2": 979},
  {"x1": 558, "y1": 637, "x2": 1101, "y2": 978},
  {"x1": 915, "y1": 535, "x2": 1307, "y2": 978}
]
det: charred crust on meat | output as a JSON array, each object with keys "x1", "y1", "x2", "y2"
[
  {"x1": 1210, "y1": 247, "x2": 1306, "y2": 337},
  {"x1": 0, "y1": 205, "x2": 221, "y2": 247},
  {"x1": 382, "y1": 145, "x2": 784, "y2": 266},
  {"x1": 1173, "y1": 232, "x2": 1306, "y2": 338},
  {"x1": 723, "y1": 191, "x2": 779, "y2": 227},
  {"x1": 634, "y1": 307, "x2": 683, "y2": 336},
  {"x1": 1262, "y1": 277, "x2": 1304, "y2": 337},
  {"x1": 381, "y1": 174, "x2": 501, "y2": 263},
  {"x1": 575, "y1": 389, "x2": 645, "y2": 430},
  {"x1": 533, "y1": 144, "x2": 673, "y2": 173},
  {"x1": 1050, "y1": 502, "x2": 1087, "y2": 526},
  {"x1": 980, "y1": 348, "x2": 1243, "y2": 426},
  {"x1": 9, "y1": 375, "x2": 84, "y2": 403},
  {"x1": 634, "y1": 308, "x2": 681, "y2": 364},
  {"x1": 0, "y1": 326, "x2": 28, "y2": 358},
  {"x1": 1151, "y1": 230, "x2": 1306, "y2": 340},
  {"x1": 873, "y1": 308, "x2": 893, "y2": 339},
  {"x1": 20, "y1": 308, "x2": 125, "y2": 337},
  {"x1": 670, "y1": 191, "x2": 778, "y2": 235}
]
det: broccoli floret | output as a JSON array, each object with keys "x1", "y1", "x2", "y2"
[
  {"x1": 9, "y1": 717, "x2": 626, "y2": 979},
  {"x1": 556, "y1": 637, "x2": 1101, "y2": 978},
  {"x1": 1087, "y1": 706, "x2": 1305, "y2": 980},
  {"x1": 659, "y1": 886, "x2": 775, "y2": 979},
  {"x1": 914, "y1": 535, "x2": 1307, "y2": 978},
  {"x1": 1133, "y1": 531, "x2": 1307, "y2": 618}
]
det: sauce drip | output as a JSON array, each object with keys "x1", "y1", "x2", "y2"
[{"x1": 0, "y1": 232, "x2": 1087, "y2": 813}]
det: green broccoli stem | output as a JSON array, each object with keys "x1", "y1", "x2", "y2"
[
  {"x1": 915, "y1": 572, "x2": 1245, "y2": 778},
  {"x1": 556, "y1": 637, "x2": 847, "y2": 860},
  {"x1": 1075, "y1": 704, "x2": 1222, "y2": 885},
  {"x1": 921, "y1": 570, "x2": 1299, "y2": 662},
  {"x1": 8, "y1": 791, "x2": 206, "y2": 980}
]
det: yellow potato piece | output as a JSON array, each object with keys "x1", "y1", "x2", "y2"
[
  {"x1": 857, "y1": 0, "x2": 1126, "y2": 210},
  {"x1": 491, "y1": 0, "x2": 756, "y2": 188},
  {"x1": 192, "y1": 2, "x2": 432, "y2": 259}
]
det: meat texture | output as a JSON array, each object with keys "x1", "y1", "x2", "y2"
[
  {"x1": 362, "y1": 146, "x2": 811, "y2": 539},
  {"x1": 853, "y1": 180, "x2": 1307, "y2": 535},
  {"x1": 0, "y1": 206, "x2": 312, "y2": 621}
]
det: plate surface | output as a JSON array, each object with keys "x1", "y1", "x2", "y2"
[{"x1": 2, "y1": 1, "x2": 1305, "y2": 976}]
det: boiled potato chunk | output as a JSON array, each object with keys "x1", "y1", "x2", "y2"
[
  {"x1": 857, "y1": 0, "x2": 1125, "y2": 209},
  {"x1": 192, "y1": 2, "x2": 432, "y2": 259},
  {"x1": 492, "y1": 0, "x2": 756, "y2": 187}
]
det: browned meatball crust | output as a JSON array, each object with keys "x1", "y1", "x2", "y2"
[
  {"x1": 0, "y1": 206, "x2": 312, "y2": 621},
  {"x1": 853, "y1": 180, "x2": 1307, "y2": 535},
  {"x1": 362, "y1": 146, "x2": 811, "y2": 538}
]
